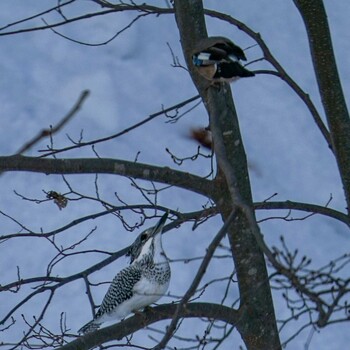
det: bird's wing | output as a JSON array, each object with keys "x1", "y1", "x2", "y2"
[
  {"x1": 192, "y1": 36, "x2": 231, "y2": 53},
  {"x1": 193, "y1": 37, "x2": 247, "y2": 61},
  {"x1": 95, "y1": 265, "x2": 142, "y2": 318},
  {"x1": 215, "y1": 62, "x2": 255, "y2": 79}
]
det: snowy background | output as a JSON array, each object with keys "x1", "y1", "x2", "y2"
[{"x1": 0, "y1": 0, "x2": 349, "y2": 349}]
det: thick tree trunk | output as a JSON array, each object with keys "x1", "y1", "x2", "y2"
[
  {"x1": 174, "y1": 1, "x2": 281, "y2": 349},
  {"x1": 294, "y1": 0, "x2": 350, "y2": 214}
]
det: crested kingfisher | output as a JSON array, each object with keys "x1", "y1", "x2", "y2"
[
  {"x1": 192, "y1": 36, "x2": 255, "y2": 83},
  {"x1": 78, "y1": 212, "x2": 170, "y2": 334}
]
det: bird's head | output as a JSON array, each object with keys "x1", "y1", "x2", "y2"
[{"x1": 126, "y1": 212, "x2": 168, "y2": 264}]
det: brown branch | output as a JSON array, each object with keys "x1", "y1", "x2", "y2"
[
  {"x1": 255, "y1": 200, "x2": 350, "y2": 227},
  {"x1": 41, "y1": 14, "x2": 149, "y2": 47},
  {"x1": 0, "y1": 276, "x2": 62, "y2": 292},
  {"x1": 293, "y1": 0, "x2": 350, "y2": 213},
  {"x1": 15, "y1": 90, "x2": 90, "y2": 154},
  {"x1": 0, "y1": 155, "x2": 212, "y2": 197},
  {"x1": 58, "y1": 302, "x2": 240, "y2": 350},
  {"x1": 0, "y1": 0, "x2": 75, "y2": 32},
  {"x1": 0, "y1": 5, "x2": 173, "y2": 37}
]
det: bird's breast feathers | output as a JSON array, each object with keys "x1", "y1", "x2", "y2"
[{"x1": 133, "y1": 274, "x2": 170, "y2": 305}]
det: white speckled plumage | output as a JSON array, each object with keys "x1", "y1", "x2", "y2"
[{"x1": 78, "y1": 213, "x2": 170, "y2": 334}]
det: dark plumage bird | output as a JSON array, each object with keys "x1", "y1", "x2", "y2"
[{"x1": 192, "y1": 36, "x2": 255, "y2": 83}]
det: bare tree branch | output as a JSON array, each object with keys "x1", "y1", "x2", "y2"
[
  {"x1": 38, "y1": 94, "x2": 200, "y2": 157},
  {"x1": 58, "y1": 302, "x2": 240, "y2": 350},
  {"x1": 0, "y1": 155, "x2": 212, "y2": 197},
  {"x1": 0, "y1": 4, "x2": 173, "y2": 37},
  {"x1": 15, "y1": 90, "x2": 90, "y2": 154},
  {"x1": 0, "y1": 0, "x2": 75, "y2": 32},
  {"x1": 255, "y1": 200, "x2": 350, "y2": 227},
  {"x1": 0, "y1": 206, "x2": 217, "y2": 241},
  {"x1": 204, "y1": 9, "x2": 332, "y2": 151}
]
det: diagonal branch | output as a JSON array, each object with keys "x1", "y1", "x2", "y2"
[
  {"x1": 15, "y1": 90, "x2": 90, "y2": 154},
  {"x1": 153, "y1": 209, "x2": 237, "y2": 350},
  {"x1": 39, "y1": 94, "x2": 200, "y2": 157},
  {"x1": 205, "y1": 9, "x2": 332, "y2": 150},
  {"x1": 0, "y1": 5, "x2": 173, "y2": 37},
  {"x1": 0, "y1": 0, "x2": 75, "y2": 32},
  {"x1": 58, "y1": 302, "x2": 240, "y2": 350}
]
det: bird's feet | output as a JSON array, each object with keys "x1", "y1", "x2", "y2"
[
  {"x1": 132, "y1": 305, "x2": 154, "y2": 317},
  {"x1": 143, "y1": 305, "x2": 155, "y2": 314},
  {"x1": 132, "y1": 307, "x2": 154, "y2": 326},
  {"x1": 132, "y1": 309, "x2": 144, "y2": 317}
]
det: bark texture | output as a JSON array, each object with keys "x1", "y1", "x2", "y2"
[
  {"x1": 174, "y1": 1, "x2": 281, "y2": 349},
  {"x1": 294, "y1": 0, "x2": 350, "y2": 213}
]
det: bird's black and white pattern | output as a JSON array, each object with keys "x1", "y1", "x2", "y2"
[
  {"x1": 78, "y1": 213, "x2": 170, "y2": 334},
  {"x1": 192, "y1": 36, "x2": 255, "y2": 83}
]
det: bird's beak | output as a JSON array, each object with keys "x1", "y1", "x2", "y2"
[{"x1": 151, "y1": 212, "x2": 168, "y2": 237}]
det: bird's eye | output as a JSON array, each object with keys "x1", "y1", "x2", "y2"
[{"x1": 140, "y1": 233, "x2": 148, "y2": 241}]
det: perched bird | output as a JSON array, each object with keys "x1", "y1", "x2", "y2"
[
  {"x1": 78, "y1": 212, "x2": 170, "y2": 334},
  {"x1": 192, "y1": 36, "x2": 255, "y2": 83}
]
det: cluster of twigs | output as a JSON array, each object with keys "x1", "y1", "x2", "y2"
[{"x1": 270, "y1": 237, "x2": 350, "y2": 345}]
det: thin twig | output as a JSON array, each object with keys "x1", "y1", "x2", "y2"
[
  {"x1": 255, "y1": 200, "x2": 350, "y2": 227},
  {"x1": 0, "y1": 0, "x2": 75, "y2": 32},
  {"x1": 39, "y1": 94, "x2": 200, "y2": 157},
  {"x1": 0, "y1": 5, "x2": 173, "y2": 37},
  {"x1": 16, "y1": 90, "x2": 90, "y2": 154}
]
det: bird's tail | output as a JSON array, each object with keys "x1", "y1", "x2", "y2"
[
  {"x1": 78, "y1": 319, "x2": 101, "y2": 335},
  {"x1": 216, "y1": 62, "x2": 255, "y2": 79}
]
